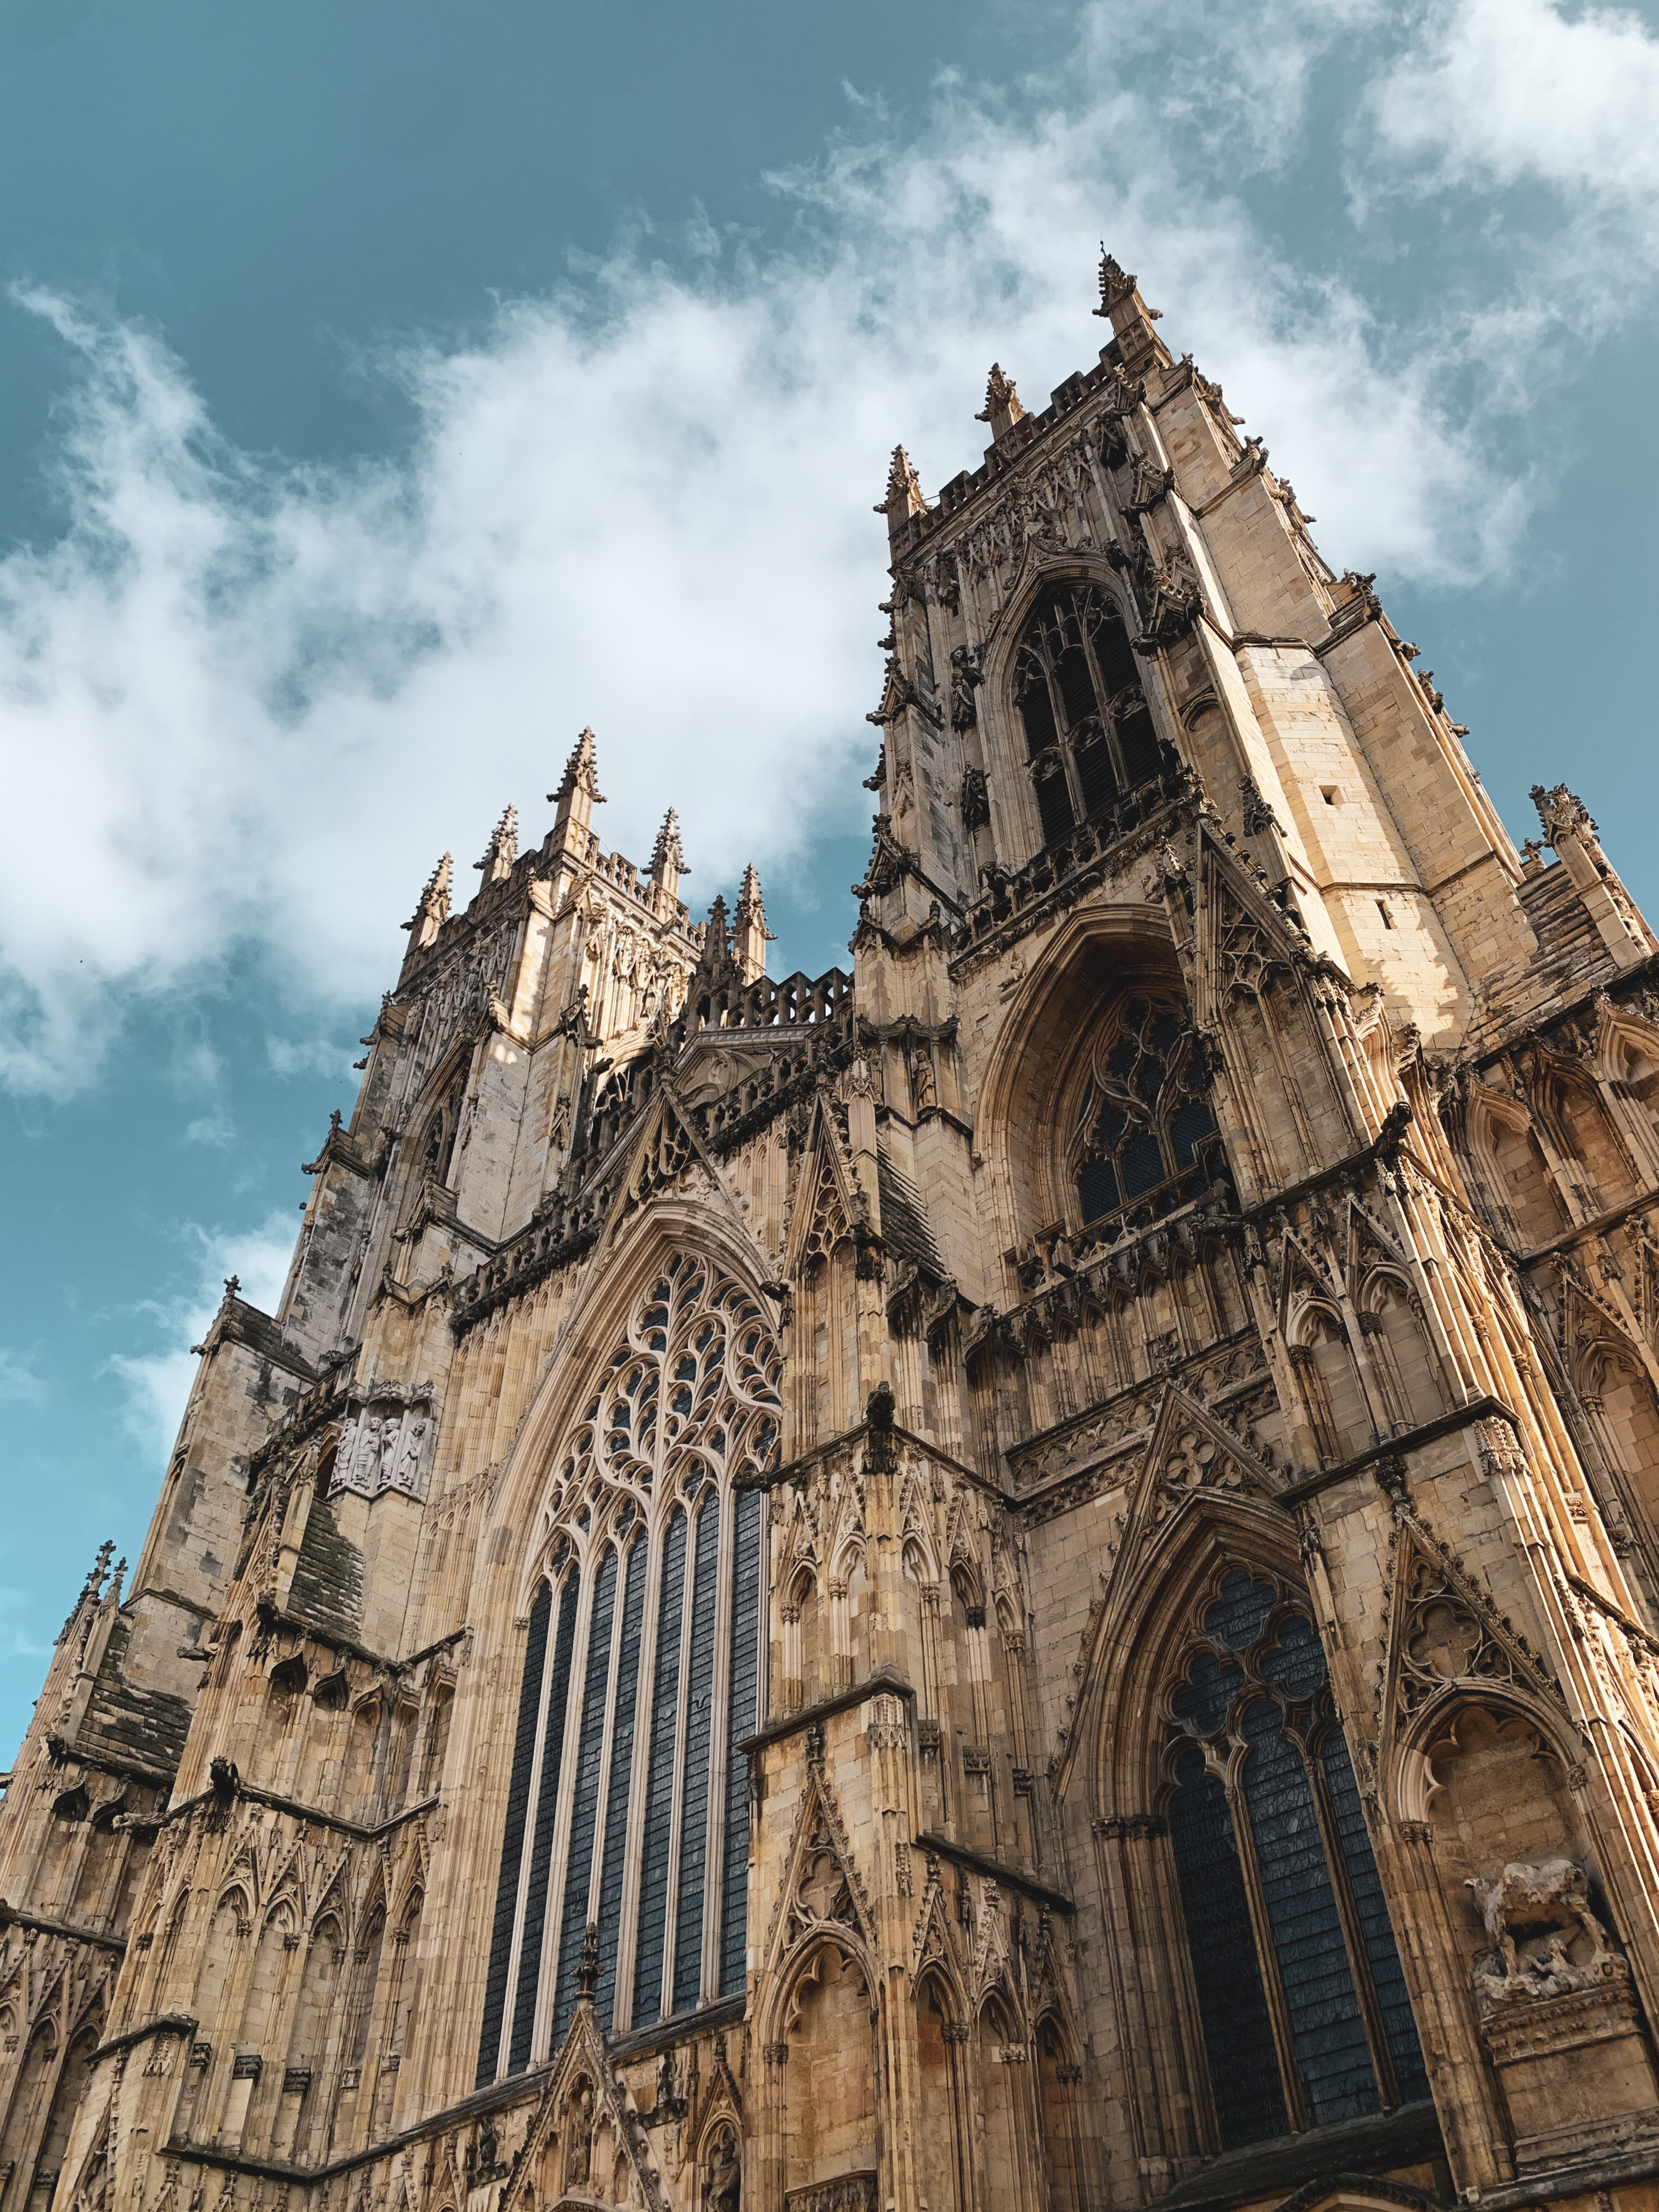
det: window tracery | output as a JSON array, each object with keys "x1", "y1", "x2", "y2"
[
  {"x1": 1069, "y1": 994, "x2": 1221, "y2": 1234},
  {"x1": 477, "y1": 1255, "x2": 780, "y2": 2083},
  {"x1": 1163, "y1": 1569, "x2": 1426, "y2": 2149},
  {"x1": 1012, "y1": 579, "x2": 1163, "y2": 845}
]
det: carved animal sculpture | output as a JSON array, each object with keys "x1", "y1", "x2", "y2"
[{"x1": 1465, "y1": 1857, "x2": 1611, "y2": 1978}]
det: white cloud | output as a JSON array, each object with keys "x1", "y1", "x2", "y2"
[
  {"x1": 266, "y1": 1034, "x2": 364, "y2": 1081},
  {"x1": 106, "y1": 1211, "x2": 298, "y2": 1463},
  {"x1": 0, "y1": 1347, "x2": 47, "y2": 1404},
  {"x1": 1369, "y1": 0, "x2": 1659, "y2": 223},
  {"x1": 1, "y1": 0, "x2": 1655, "y2": 1099}
]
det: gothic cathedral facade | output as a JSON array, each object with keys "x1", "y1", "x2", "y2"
[{"x1": 9, "y1": 255, "x2": 1659, "y2": 2212}]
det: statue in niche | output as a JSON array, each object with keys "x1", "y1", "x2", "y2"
[
  {"x1": 706, "y1": 2130, "x2": 741, "y2": 2212},
  {"x1": 1467, "y1": 1857, "x2": 1622, "y2": 2009},
  {"x1": 565, "y1": 2081, "x2": 595, "y2": 2189},
  {"x1": 379, "y1": 1414, "x2": 403, "y2": 1489},
  {"x1": 394, "y1": 1413, "x2": 428, "y2": 1491},
  {"x1": 353, "y1": 1414, "x2": 381, "y2": 1489},
  {"x1": 911, "y1": 1048, "x2": 936, "y2": 1114}
]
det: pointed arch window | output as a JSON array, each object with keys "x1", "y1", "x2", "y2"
[
  {"x1": 476, "y1": 1256, "x2": 780, "y2": 2084},
  {"x1": 1013, "y1": 579, "x2": 1165, "y2": 845},
  {"x1": 1164, "y1": 1570, "x2": 1427, "y2": 2149},
  {"x1": 1069, "y1": 993, "x2": 1222, "y2": 1234}
]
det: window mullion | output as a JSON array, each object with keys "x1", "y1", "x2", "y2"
[
  {"x1": 1304, "y1": 1739, "x2": 1400, "y2": 2107},
  {"x1": 1224, "y1": 1757, "x2": 1312, "y2": 2132},
  {"x1": 1084, "y1": 631, "x2": 1131, "y2": 789}
]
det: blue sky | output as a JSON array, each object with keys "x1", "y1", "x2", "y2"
[{"x1": 3, "y1": 0, "x2": 1658, "y2": 1757}]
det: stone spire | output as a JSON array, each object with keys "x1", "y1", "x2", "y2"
[
  {"x1": 874, "y1": 445, "x2": 927, "y2": 530},
  {"x1": 733, "y1": 863, "x2": 775, "y2": 984},
  {"x1": 975, "y1": 363, "x2": 1026, "y2": 443},
  {"x1": 650, "y1": 808, "x2": 687, "y2": 906},
  {"x1": 472, "y1": 803, "x2": 518, "y2": 885},
  {"x1": 549, "y1": 727, "x2": 606, "y2": 853},
  {"x1": 402, "y1": 853, "x2": 452, "y2": 949}
]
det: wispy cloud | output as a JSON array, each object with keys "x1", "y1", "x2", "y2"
[
  {"x1": 106, "y1": 1211, "x2": 297, "y2": 1462},
  {"x1": 0, "y1": 1347, "x2": 47, "y2": 1405},
  {"x1": 1, "y1": 0, "x2": 1656, "y2": 1099}
]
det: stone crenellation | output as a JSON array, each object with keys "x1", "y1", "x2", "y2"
[{"x1": 8, "y1": 250, "x2": 1659, "y2": 2212}]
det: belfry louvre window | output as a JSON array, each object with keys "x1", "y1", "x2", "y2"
[
  {"x1": 1165, "y1": 1571, "x2": 1427, "y2": 2149},
  {"x1": 1070, "y1": 994, "x2": 1221, "y2": 1234},
  {"x1": 1013, "y1": 579, "x2": 1162, "y2": 845},
  {"x1": 476, "y1": 1256, "x2": 778, "y2": 2083}
]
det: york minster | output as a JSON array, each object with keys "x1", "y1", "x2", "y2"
[{"x1": 7, "y1": 252, "x2": 1659, "y2": 2212}]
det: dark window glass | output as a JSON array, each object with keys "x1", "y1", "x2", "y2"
[
  {"x1": 1012, "y1": 580, "x2": 1168, "y2": 848},
  {"x1": 672, "y1": 1500, "x2": 721, "y2": 2012},
  {"x1": 476, "y1": 1582, "x2": 549, "y2": 2087},
  {"x1": 1240, "y1": 1699, "x2": 1376, "y2": 2124},
  {"x1": 633, "y1": 1509, "x2": 687, "y2": 2024},
  {"x1": 1036, "y1": 770, "x2": 1075, "y2": 845},
  {"x1": 592, "y1": 1540, "x2": 646, "y2": 2030},
  {"x1": 1168, "y1": 1748, "x2": 1290, "y2": 2149},
  {"x1": 1165, "y1": 1588, "x2": 1429, "y2": 2149},
  {"x1": 551, "y1": 1548, "x2": 619, "y2": 2044},
  {"x1": 508, "y1": 1575, "x2": 578, "y2": 2070},
  {"x1": 720, "y1": 1488, "x2": 763, "y2": 1995},
  {"x1": 1074, "y1": 995, "x2": 1218, "y2": 1229}
]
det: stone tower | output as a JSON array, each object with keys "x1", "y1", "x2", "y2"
[{"x1": 7, "y1": 255, "x2": 1659, "y2": 2212}]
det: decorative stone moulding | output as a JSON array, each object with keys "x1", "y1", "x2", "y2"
[{"x1": 331, "y1": 1379, "x2": 436, "y2": 1502}]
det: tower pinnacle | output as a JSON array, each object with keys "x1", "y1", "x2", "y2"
[
  {"x1": 975, "y1": 363, "x2": 1026, "y2": 443},
  {"x1": 874, "y1": 445, "x2": 927, "y2": 528},
  {"x1": 473, "y1": 804, "x2": 518, "y2": 884},
  {"x1": 549, "y1": 727, "x2": 606, "y2": 851},
  {"x1": 733, "y1": 862, "x2": 775, "y2": 983},
  {"x1": 650, "y1": 808, "x2": 687, "y2": 905},
  {"x1": 402, "y1": 852, "x2": 452, "y2": 948}
]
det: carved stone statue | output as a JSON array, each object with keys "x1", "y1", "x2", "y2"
[
  {"x1": 706, "y1": 2133, "x2": 741, "y2": 2212},
  {"x1": 565, "y1": 2081, "x2": 595, "y2": 2188},
  {"x1": 1466, "y1": 1857, "x2": 1620, "y2": 2007}
]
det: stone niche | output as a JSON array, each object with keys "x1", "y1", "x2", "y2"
[
  {"x1": 1423, "y1": 1701, "x2": 1659, "y2": 2173},
  {"x1": 330, "y1": 1380, "x2": 436, "y2": 1503}
]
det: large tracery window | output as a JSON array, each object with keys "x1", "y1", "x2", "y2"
[
  {"x1": 1013, "y1": 579, "x2": 1163, "y2": 845},
  {"x1": 1070, "y1": 993, "x2": 1222, "y2": 1234},
  {"x1": 1164, "y1": 1571, "x2": 1427, "y2": 2150},
  {"x1": 476, "y1": 1256, "x2": 780, "y2": 2084}
]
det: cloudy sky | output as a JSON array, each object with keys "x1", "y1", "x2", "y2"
[{"x1": 3, "y1": 0, "x2": 1658, "y2": 1754}]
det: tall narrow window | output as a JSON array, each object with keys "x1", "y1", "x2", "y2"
[
  {"x1": 592, "y1": 1537, "x2": 647, "y2": 2029},
  {"x1": 1070, "y1": 992, "x2": 1221, "y2": 1235},
  {"x1": 551, "y1": 1547, "x2": 619, "y2": 2043},
  {"x1": 673, "y1": 1496, "x2": 721, "y2": 2013},
  {"x1": 720, "y1": 1487, "x2": 763, "y2": 1996},
  {"x1": 481, "y1": 1256, "x2": 781, "y2": 2074},
  {"x1": 507, "y1": 1573, "x2": 578, "y2": 2071},
  {"x1": 1165, "y1": 1572, "x2": 1427, "y2": 2148},
  {"x1": 1012, "y1": 579, "x2": 1167, "y2": 845}
]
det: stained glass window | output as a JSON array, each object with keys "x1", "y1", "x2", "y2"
[
  {"x1": 478, "y1": 1255, "x2": 780, "y2": 2076},
  {"x1": 1165, "y1": 1570, "x2": 1427, "y2": 2146}
]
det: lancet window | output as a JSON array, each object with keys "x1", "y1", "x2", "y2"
[
  {"x1": 476, "y1": 1255, "x2": 779, "y2": 2083},
  {"x1": 1163, "y1": 1570, "x2": 1426, "y2": 2148},
  {"x1": 1069, "y1": 993, "x2": 1221, "y2": 1234},
  {"x1": 1012, "y1": 579, "x2": 1162, "y2": 845}
]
